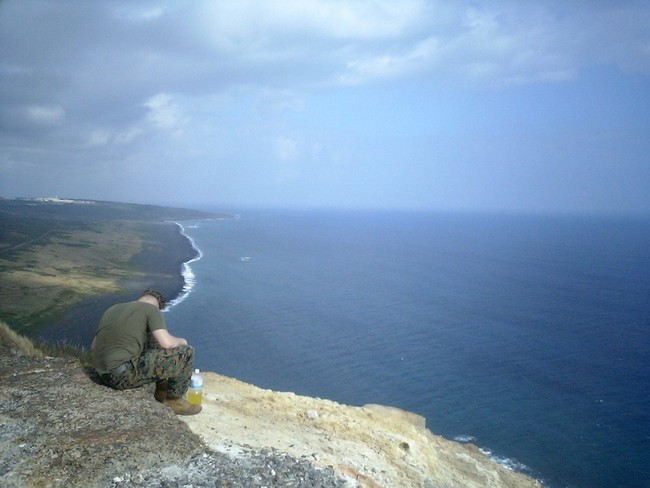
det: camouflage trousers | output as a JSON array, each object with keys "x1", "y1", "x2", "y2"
[{"x1": 99, "y1": 344, "x2": 195, "y2": 399}]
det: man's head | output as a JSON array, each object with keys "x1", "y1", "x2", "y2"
[{"x1": 141, "y1": 289, "x2": 166, "y2": 310}]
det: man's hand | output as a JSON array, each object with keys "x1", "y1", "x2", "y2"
[{"x1": 153, "y1": 329, "x2": 188, "y2": 349}]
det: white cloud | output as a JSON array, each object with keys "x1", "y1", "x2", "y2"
[
  {"x1": 197, "y1": 0, "x2": 425, "y2": 43},
  {"x1": 25, "y1": 104, "x2": 66, "y2": 126},
  {"x1": 185, "y1": 1, "x2": 650, "y2": 89},
  {"x1": 114, "y1": 127, "x2": 144, "y2": 145},
  {"x1": 275, "y1": 137, "x2": 299, "y2": 162},
  {"x1": 144, "y1": 93, "x2": 186, "y2": 133},
  {"x1": 87, "y1": 129, "x2": 111, "y2": 147},
  {"x1": 84, "y1": 94, "x2": 183, "y2": 149},
  {"x1": 112, "y1": 4, "x2": 168, "y2": 23},
  {"x1": 339, "y1": 37, "x2": 440, "y2": 85}
]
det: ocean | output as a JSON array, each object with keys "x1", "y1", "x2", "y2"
[{"x1": 165, "y1": 209, "x2": 650, "y2": 488}]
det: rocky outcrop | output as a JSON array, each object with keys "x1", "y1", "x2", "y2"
[
  {"x1": 0, "y1": 330, "x2": 541, "y2": 487},
  {"x1": 0, "y1": 345, "x2": 201, "y2": 486},
  {"x1": 182, "y1": 373, "x2": 542, "y2": 488}
]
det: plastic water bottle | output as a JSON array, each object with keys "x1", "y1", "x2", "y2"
[{"x1": 188, "y1": 369, "x2": 203, "y2": 405}]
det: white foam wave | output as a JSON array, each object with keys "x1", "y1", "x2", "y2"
[
  {"x1": 163, "y1": 222, "x2": 203, "y2": 312},
  {"x1": 454, "y1": 435, "x2": 477, "y2": 443},
  {"x1": 479, "y1": 447, "x2": 531, "y2": 473},
  {"x1": 455, "y1": 436, "x2": 534, "y2": 477}
]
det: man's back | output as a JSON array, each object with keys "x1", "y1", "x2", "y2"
[{"x1": 93, "y1": 301, "x2": 165, "y2": 373}]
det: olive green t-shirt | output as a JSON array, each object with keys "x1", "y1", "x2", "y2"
[{"x1": 93, "y1": 300, "x2": 167, "y2": 374}]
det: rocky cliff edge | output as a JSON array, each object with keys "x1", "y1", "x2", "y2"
[
  {"x1": 182, "y1": 373, "x2": 542, "y2": 488},
  {"x1": 0, "y1": 330, "x2": 542, "y2": 487}
]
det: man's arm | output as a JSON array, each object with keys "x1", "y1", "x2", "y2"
[{"x1": 152, "y1": 328, "x2": 188, "y2": 349}]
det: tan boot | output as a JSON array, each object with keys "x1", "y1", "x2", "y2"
[
  {"x1": 163, "y1": 397, "x2": 202, "y2": 415},
  {"x1": 154, "y1": 381, "x2": 168, "y2": 403}
]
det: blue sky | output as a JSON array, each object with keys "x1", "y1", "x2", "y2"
[{"x1": 1, "y1": 0, "x2": 649, "y2": 214}]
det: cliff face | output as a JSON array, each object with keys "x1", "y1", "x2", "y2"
[
  {"x1": 0, "y1": 331, "x2": 541, "y2": 487},
  {"x1": 182, "y1": 373, "x2": 541, "y2": 488}
]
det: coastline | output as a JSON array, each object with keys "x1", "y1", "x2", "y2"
[
  {"x1": 34, "y1": 221, "x2": 200, "y2": 346},
  {"x1": 164, "y1": 222, "x2": 203, "y2": 310}
]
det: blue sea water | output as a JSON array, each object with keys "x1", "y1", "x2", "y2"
[{"x1": 166, "y1": 209, "x2": 650, "y2": 488}]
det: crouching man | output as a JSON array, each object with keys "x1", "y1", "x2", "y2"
[{"x1": 91, "y1": 289, "x2": 201, "y2": 415}]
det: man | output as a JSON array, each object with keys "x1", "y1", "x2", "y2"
[{"x1": 91, "y1": 289, "x2": 201, "y2": 415}]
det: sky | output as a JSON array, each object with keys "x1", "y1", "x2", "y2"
[{"x1": 1, "y1": 0, "x2": 649, "y2": 215}]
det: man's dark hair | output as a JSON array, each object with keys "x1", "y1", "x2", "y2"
[{"x1": 142, "y1": 289, "x2": 166, "y2": 310}]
